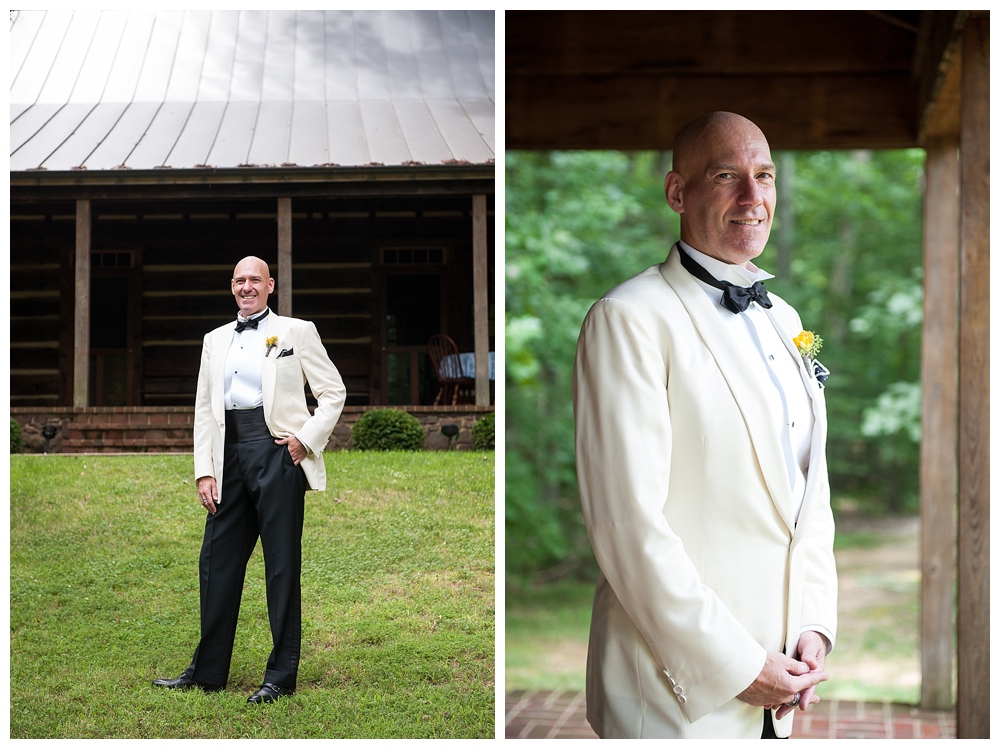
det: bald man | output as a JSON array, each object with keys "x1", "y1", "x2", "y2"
[
  {"x1": 574, "y1": 112, "x2": 837, "y2": 738},
  {"x1": 153, "y1": 256, "x2": 346, "y2": 704}
]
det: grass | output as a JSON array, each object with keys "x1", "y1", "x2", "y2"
[
  {"x1": 504, "y1": 582, "x2": 594, "y2": 692},
  {"x1": 506, "y1": 524, "x2": 926, "y2": 705},
  {"x1": 10, "y1": 451, "x2": 495, "y2": 739}
]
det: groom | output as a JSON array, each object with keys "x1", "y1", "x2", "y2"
[
  {"x1": 574, "y1": 112, "x2": 837, "y2": 738},
  {"x1": 153, "y1": 255, "x2": 346, "y2": 703}
]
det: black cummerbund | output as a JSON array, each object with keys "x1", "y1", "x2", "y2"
[{"x1": 225, "y1": 407, "x2": 272, "y2": 444}]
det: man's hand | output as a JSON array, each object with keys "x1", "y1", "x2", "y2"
[
  {"x1": 197, "y1": 476, "x2": 219, "y2": 515},
  {"x1": 737, "y1": 646, "x2": 828, "y2": 714},
  {"x1": 774, "y1": 631, "x2": 829, "y2": 720},
  {"x1": 275, "y1": 435, "x2": 307, "y2": 465}
]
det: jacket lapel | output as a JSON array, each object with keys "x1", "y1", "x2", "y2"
[
  {"x1": 767, "y1": 306, "x2": 829, "y2": 532},
  {"x1": 210, "y1": 324, "x2": 235, "y2": 424},
  {"x1": 660, "y1": 245, "x2": 796, "y2": 533},
  {"x1": 260, "y1": 314, "x2": 286, "y2": 426}
]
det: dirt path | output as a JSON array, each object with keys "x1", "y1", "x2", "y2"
[{"x1": 827, "y1": 515, "x2": 922, "y2": 701}]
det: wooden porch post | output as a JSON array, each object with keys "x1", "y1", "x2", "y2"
[
  {"x1": 73, "y1": 199, "x2": 91, "y2": 408},
  {"x1": 956, "y1": 16, "x2": 989, "y2": 740},
  {"x1": 278, "y1": 197, "x2": 293, "y2": 317},
  {"x1": 919, "y1": 137, "x2": 958, "y2": 710},
  {"x1": 472, "y1": 194, "x2": 490, "y2": 406}
]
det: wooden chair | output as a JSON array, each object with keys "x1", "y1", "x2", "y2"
[{"x1": 427, "y1": 334, "x2": 475, "y2": 405}]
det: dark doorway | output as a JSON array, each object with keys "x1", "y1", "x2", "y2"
[
  {"x1": 89, "y1": 250, "x2": 140, "y2": 406},
  {"x1": 381, "y1": 271, "x2": 446, "y2": 405}
]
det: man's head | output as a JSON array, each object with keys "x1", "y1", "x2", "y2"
[
  {"x1": 664, "y1": 111, "x2": 776, "y2": 267},
  {"x1": 231, "y1": 256, "x2": 274, "y2": 317}
]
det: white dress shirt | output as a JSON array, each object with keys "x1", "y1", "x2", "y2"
[
  {"x1": 225, "y1": 308, "x2": 270, "y2": 411},
  {"x1": 679, "y1": 241, "x2": 815, "y2": 523}
]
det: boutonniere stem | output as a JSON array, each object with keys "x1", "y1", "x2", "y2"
[{"x1": 265, "y1": 336, "x2": 279, "y2": 357}]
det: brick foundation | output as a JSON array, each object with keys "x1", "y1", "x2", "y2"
[{"x1": 10, "y1": 405, "x2": 494, "y2": 454}]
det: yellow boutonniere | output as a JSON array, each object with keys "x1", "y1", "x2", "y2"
[
  {"x1": 265, "y1": 335, "x2": 279, "y2": 356},
  {"x1": 793, "y1": 330, "x2": 823, "y2": 360}
]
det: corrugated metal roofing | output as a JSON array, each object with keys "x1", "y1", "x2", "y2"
[{"x1": 9, "y1": 9, "x2": 495, "y2": 172}]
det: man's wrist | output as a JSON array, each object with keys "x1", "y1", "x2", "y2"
[
  {"x1": 294, "y1": 433, "x2": 313, "y2": 455},
  {"x1": 799, "y1": 626, "x2": 833, "y2": 654}
]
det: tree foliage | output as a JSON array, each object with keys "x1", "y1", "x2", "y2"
[{"x1": 505, "y1": 149, "x2": 926, "y2": 581}]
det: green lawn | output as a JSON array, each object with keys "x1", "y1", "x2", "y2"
[{"x1": 10, "y1": 451, "x2": 495, "y2": 739}]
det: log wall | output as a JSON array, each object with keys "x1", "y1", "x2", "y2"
[{"x1": 10, "y1": 195, "x2": 495, "y2": 408}]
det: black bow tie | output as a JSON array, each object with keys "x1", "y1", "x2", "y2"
[
  {"x1": 677, "y1": 245, "x2": 773, "y2": 314},
  {"x1": 235, "y1": 308, "x2": 269, "y2": 332}
]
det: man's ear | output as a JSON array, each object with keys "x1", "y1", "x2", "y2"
[{"x1": 664, "y1": 171, "x2": 684, "y2": 214}]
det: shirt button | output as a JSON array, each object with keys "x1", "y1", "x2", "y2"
[
  {"x1": 673, "y1": 685, "x2": 684, "y2": 695},
  {"x1": 677, "y1": 695, "x2": 687, "y2": 704}
]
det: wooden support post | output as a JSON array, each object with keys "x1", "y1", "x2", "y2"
[
  {"x1": 278, "y1": 197, "x2": 293, "y2": 317},
  {"x1": 919, "y1": 137, "x2": 959, "y2": 710},
  {"x1": 73, "y1": 200, "x2": 91, "y2": 408},
  {"x1": 472, "y1": 194, "x2": 490, "y2": 407},
  {"x1": 956, "y1": 16, "x2": 989, "y2": 740}
]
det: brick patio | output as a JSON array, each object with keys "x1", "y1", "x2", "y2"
[{"x1": 505, "y1": 690, "x2": 956, "y2": 739}]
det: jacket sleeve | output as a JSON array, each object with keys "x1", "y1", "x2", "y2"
[
  {"x1": 574, "y1": 296, "x2": 765, "y2": 723},
  {"x1": 292, "y1": 320, "x2": 346, "y2": 455}
]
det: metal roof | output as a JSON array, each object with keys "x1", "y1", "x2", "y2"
[{"x1": 9, "y1": 10, "x2": 495, "y2": 172}]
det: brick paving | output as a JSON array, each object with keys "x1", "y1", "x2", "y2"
[{"x1": 505, "y1": 690, "x2": 956, "y2": 739}]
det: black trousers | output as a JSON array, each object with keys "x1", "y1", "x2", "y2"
[
  {"x1": 762, "y1": 709, "x2": 788, "y2": 739},
  {"x1": 184, "y1": 417, "x2": 307, "y2": 690}
]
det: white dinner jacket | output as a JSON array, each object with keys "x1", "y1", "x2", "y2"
[
  {"x1": 193, "y1": 313, "x2": 346, "y2": 501},
  {"x1": 573, "y1": 244, "x2": 838, "y2": 738}
]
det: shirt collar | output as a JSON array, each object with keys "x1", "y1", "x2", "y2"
[
  {"x1": 237, "y1": 306, "x2": 270, "y2": 323},
  {"x1": 678, "y1": 240, "x2": 774, "y2": 287}
]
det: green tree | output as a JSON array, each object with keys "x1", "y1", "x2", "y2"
[
  {"x1": 505, "y1": 151, "x2": 677, "y2": 578},
  {"x1": 769, "y1": 149, "x2": 925, "y2": 513}
]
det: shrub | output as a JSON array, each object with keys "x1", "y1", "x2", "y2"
[
  {"x1": 351, "y1": 409, "x2": 426, "y2": 451},
  {"x1": 471, "y1": 412, "x2": 494, "y2": 451},
  {"x1": 11, "y1": 418, "x2": 23, "y2": 454}
]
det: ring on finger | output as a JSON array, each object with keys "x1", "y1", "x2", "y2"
[{"x1": 786, "y1": 693, "x2": 801, "y2": 707}]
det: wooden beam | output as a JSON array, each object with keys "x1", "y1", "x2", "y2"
[
  {"x1": 472, "y1": 194, "x2": 490, "y2": 407},
  {"x1": 277, "y1": 197, "x2": 292, "y2": 317},
  {"x1": 919, "y1": 136, "x2": 959, "y2": 710},
  {"x1": 922, "y1": 53, "x2": 962, "y2": 141},
  {"x1": 507, "y1": 11, "x2": 915, "y2": 76},
  {"x1": 10, "y1": 168, "x2": 494, "y2": 203},
  {"x1": 507, "y1": 11, "x2": 921, "y2": 150},
  {"x1": 73, "y1": 199, "x2": 90, "y2": 408},
  {"x1": 956, "y1": 16, "x2": 989, "y2": 740},
  {"x1": 914, "y1": 11, "x2": 968, "y2": 142},
  {"x1": 507, "y1": 73, "x2": 918, "y2": 150}
]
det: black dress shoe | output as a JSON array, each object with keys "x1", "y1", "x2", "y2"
[
  {"x1": 247, "y1": 683, "x2": 294, "y2": 704},
  {"x1": 152, "y1": 675, "x2": 224, "y2": 692}
]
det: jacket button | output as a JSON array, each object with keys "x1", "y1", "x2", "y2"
[
  {"x1": 673, "y1": 685, "x2": 684, "y2": 695},
  {"x1": 677, "y1": 695, "x2": 687, "y2": 704}
]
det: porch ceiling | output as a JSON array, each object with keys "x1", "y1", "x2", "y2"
[{"x1": 506, "y1": 10, "x2": 971, "y2": 150}]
